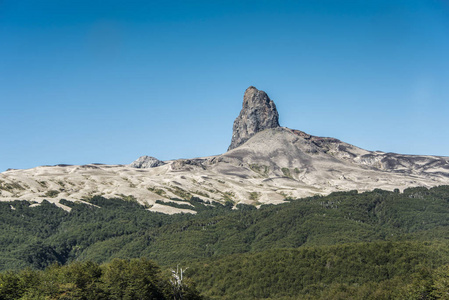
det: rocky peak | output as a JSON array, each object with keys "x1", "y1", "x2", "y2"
[
  {"x1": 129, "y1": 156, "x2": 165, "y2": 168},
  {"x1": 228, "y1": 86, "x2": 280, "y2": 151}
]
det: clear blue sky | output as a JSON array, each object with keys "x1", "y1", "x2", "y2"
[{"x1": 1, "y1": 0, "x2": 448, "y2": 171}]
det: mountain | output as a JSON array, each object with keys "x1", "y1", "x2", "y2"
[{"x1": 1, "y1": 87, "x2": 448, "y2": 213}]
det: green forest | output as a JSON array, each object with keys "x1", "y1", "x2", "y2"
[{"x1": 1, "y1": 185, "x2": 449, "y2": 299}]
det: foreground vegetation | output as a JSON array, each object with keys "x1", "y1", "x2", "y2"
[
  {"x1": 1, "y1": 185, "x2": 449, "y2": 298},
  {"x1": 0, "y1": 258, "x2": 202, "y2": 299}
]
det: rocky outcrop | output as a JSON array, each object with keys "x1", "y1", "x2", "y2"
[
  {"x1": 228, "y1": 86, "x2": 280, "y2": 151},
  {"x1": 129, "y1": 156, "x2": 165, "y2": 168},
  {"x1": 170, "y1": 159, "x2": 207, "y2": 171}
]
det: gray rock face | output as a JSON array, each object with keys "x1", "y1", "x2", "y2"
[
  {"x1": 129, "y1": 156, "x2": 165, "y2": 168},
  {"x1": 228, "y1": 86, "x2": 280, "y2": 151}
]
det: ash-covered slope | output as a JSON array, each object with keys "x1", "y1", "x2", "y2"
[
  {"x1": 1, "y1": 86, "x2": 448, "y2": 213},
  {"x1": 218, "y1": 127, "x2": 449, "y2": 189}
]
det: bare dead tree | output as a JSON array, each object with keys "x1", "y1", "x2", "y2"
[{"x1": 170, "y1": 265, "x2": 188, "y2": 300}]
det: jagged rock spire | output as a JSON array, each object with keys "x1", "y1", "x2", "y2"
[{"x1": 228, "y1": 86, "x2": 280, "y2": 151}]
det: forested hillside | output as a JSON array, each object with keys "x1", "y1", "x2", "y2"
[
  {"x1": 189, "y1": 241, "x2": 449, "y2": 299},
  {"x1": 1, "y1": 186, "x2": 449, "y2": 298}
]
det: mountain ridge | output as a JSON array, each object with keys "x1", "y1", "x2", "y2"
[{"x1": 1, "y1": 87, "x2": 448, "y2": 213}]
